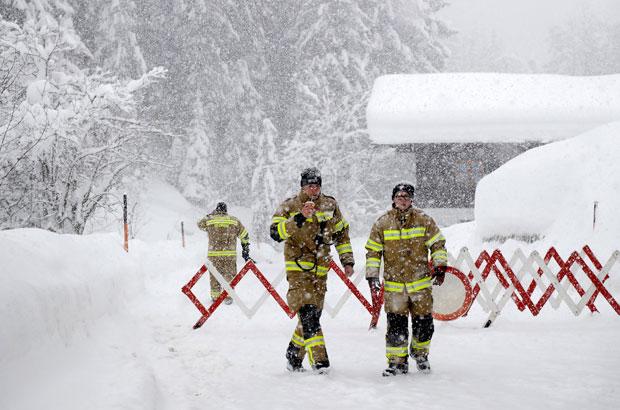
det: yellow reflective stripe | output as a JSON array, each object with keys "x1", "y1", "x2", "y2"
[
  {"x1": 386, "y1": 346, "x2": 408, "y2": 357},
  {"x1": 305, "y1": 335, "x2": 325, "y2": 349},
  {"x1": 405, "y1": 277, "x2": 432, "y2": 292},
  {"x1": 425, "y1": 232, "x2": 445, "y2": 247},
  {"x1": 400, "y1": 227, "x2": 426, "y2": 239},
  {"x1": 315, "y1": 212, "x2": 333, "y2": 222},
  {"x1": 208, "y1": 250, "x2": 237, "y2": 257},
  {"x1": 365, "y1": 239, "x2": 383, "y2": 252},
  {"x1": 239, "y1": 229, "x2": 249, "y2": 244},
  {"x1": 334, "y1": 220, "x2": 344, "y2": 232},
  {"x1": 383, "y1": 227, "x2": 426, "y2": 240},
  {"x1": 206, "y1": 218, "x2": 237, "y2": 226},
  {"x1": 366, "y1": 257, "x2": 381, "y2": 268},
  {"x1": 272, "y1": 216, "x2": 287, "y2": 224},
  {"x1": 286, "y1": 260, "x2": 315, "y2": 269},
  {"x1": 277, "y1": 221, "x2": 290, "y2": 240},
  {"x1": 305, "y1": 335, "x2": 326, "y2": 366},
  {"x1": 316, "y1": 265, "x2": 329, "y2": 277},
  {"x1": 384, "y1": 281, "x2": 405, "y2": 292},
  {"x1": 431, "y1": 249, "x2": 447, "y2": 262},
  {"x1": 285, "y1": 261, "x2": 304, "y2": 271},
  {"x1": 411, "y1": 338, "x2": 431, "y2": 351},
  {"x1": 334, "y1": 219, "x2": 349, "y2": 233},
  {"x1": 336, "y1": 243, "x2": 352, "y2": 255},
  {"x1": 291, "y1": 332, "x2": 305, "y2": 347},
  {"x1": 383, "y1": 230, "x2": 401, "y2": 241},
  {"x1": 210, "y1": 290, "x2": 221, "y2": 298}
]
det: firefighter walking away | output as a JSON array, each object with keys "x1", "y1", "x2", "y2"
[{"x1": 198, "y1": 202, "x2": 252, "y2": 304}]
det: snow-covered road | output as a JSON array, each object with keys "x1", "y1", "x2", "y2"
[{"x1": 2, "y1": 229, "x2": 619, "y2": 410}]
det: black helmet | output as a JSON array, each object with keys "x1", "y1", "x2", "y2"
[
  {"x1": 392, "y1": 183, "x2": 415, "y2": 200},
  {"x1": 300, "y1": 167, "x2": 322, "y2": 187},
  {"x1": 215, "y1": 202, "x2": 227, "y2": 213}
]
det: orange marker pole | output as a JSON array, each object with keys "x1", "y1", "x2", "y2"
[{"x1": 123, "y1": 194, "x2": 129, "y2": 252}]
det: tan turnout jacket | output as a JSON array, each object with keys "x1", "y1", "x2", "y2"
[
  {"x1": 197, "y1": 211, "x2": 249, "y2": 259},
  {"x1": 365, "y1": 207, "x2": 447, "y2": 290},
  {"x1": 272, "y1": 191, "x2": 354, "y2": 275}
]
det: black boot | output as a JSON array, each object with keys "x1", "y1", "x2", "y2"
[
  {"x1": 285, "y1": 343, "x2": 305, "y2": 372},
  {"x1": 311, "y1": 360, "x2": 330, "y2": 375},
  {"x1": 413, "y1": 354, "x2": 431, "y2": 374},
  {"x1": 382, "y1": 362, "x2": 409, "y2": 377}
]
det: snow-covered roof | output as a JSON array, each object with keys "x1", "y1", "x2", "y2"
[{"x1": 366, "y1": 73, "x2": 620, "y2": 144}]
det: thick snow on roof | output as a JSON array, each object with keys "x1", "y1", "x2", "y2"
[
  {"x1": 474, "y1": 121, "x2": 620, "y2": 246},
  {"x1": 367, "y1": 73, "x2": 620, "y2": 143}
]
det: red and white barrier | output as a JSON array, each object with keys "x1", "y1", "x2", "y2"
[{"x1": 182, "y1": 246, "x2": 619, "y2": 329}]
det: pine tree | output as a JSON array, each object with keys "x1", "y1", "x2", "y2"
[{"x1": 251, "y1": 119, "x2": 278, "y2": 242}]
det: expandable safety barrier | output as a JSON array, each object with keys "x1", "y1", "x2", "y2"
[
  {"x1": 451, "y1": 246, "x2": 620, "y2": 327},
  {"x1": 182, "y1": 246, "x2": 619, "y2": 329}
]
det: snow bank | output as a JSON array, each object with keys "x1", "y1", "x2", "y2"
[
  {"x1": 0, "y1": 228, "x2": 206, "y2": 410},
  {"x1": 367, "y1": 73, "x2": 620, "y2": 143},
  {"x1": 474, "y1": 122, "x2": 620, "y2": 248},
  {"x1": 0, "y1": 229, "x2": 144, "y2": 361}
]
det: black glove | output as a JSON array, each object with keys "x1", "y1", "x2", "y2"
[
  {"x1": 432, "y1": 266, "x2": 447, "y2": 286},
  {"x1": 269, "y1": 224, "x2": 283, "y2": 242},
  {"x1": 293, "y1": 213, "x2": 306, "y2": 228},
  {"x1": 242, "y1": 243, "x2": 251, "y2": 262},
  {"x1": 367, "y1": 277, "x2": 381, "y2": 293}
]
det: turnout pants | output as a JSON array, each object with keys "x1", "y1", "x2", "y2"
[
  {"x1": 285, "y1": 270, "x2": 329, "y2": 368},
  {"x1": 384, "y1": 287, "x2": 434, "y2": 365},
  {"x1": 208, "y1": 256, "x2": 237, "y2": 301}
]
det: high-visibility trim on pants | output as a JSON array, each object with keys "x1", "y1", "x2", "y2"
[
  {"x1": 411, "y1": 338, "x2": 431, "y2": 353},
  {"x1": 305, "y1": 335, "x2": 325, "y2": 366},
  {"x1": 291, "y1": 331, "x2": 305, "y2": 347},
  {"x1": 386, "y1": 345, "x2": 408, "y2": 358}
]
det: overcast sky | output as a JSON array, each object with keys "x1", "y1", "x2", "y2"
[{"x1": 439, "y1": 0, "x2": 620, "y2": 64}]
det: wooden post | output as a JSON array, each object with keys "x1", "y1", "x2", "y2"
[
  {"x1": 123, "y1": 194, "x2": 129, "y2": 252},
  {"x1": 181, "y1": 221, "x2": 186, "y2": 248},
  {"x1": 593, "y1": 201, "x2": 598, "y2": 230}
]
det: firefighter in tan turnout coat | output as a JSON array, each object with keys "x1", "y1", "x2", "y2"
[
  {"x1": 198, "y1": 202, "x2": 251, "y2": 305},
  {"x1": 270, "y1": 167, "x2": 354, "y2": 374},
  {"x1": 365, "y1": 183, "x2": 447, "y2": 376}
]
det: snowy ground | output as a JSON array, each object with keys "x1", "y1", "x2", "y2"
[
  {"x1": 3, "y1": 124, "x2": 620, "y2": 409},
  {"x1": 1, "y1": 227, "x2": 619, "y2": 410}
]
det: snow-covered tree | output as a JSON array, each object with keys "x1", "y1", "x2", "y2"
[
  {"x1": 545, "y1": 7, "x2": 620, "y2": 75},
  {"x1": 445, "y1": 29, "x2": 530, "y2": 73},
  {"x1": 251, "y1": 118, "x2": 278, "y2": 242},
  {"x1": 0, "y1": 1, "x2": 165, "y2": 233},
  {"x1": 71, "y1": 0, "x2": 147, "y2": 79},
  {"x1": 177, "y1": 91, "x2": 217, "y2": 207}
]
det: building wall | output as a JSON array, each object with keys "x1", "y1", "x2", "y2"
[{"x1": 411, "y1": 142, "x2": 538, "y2": 208}]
